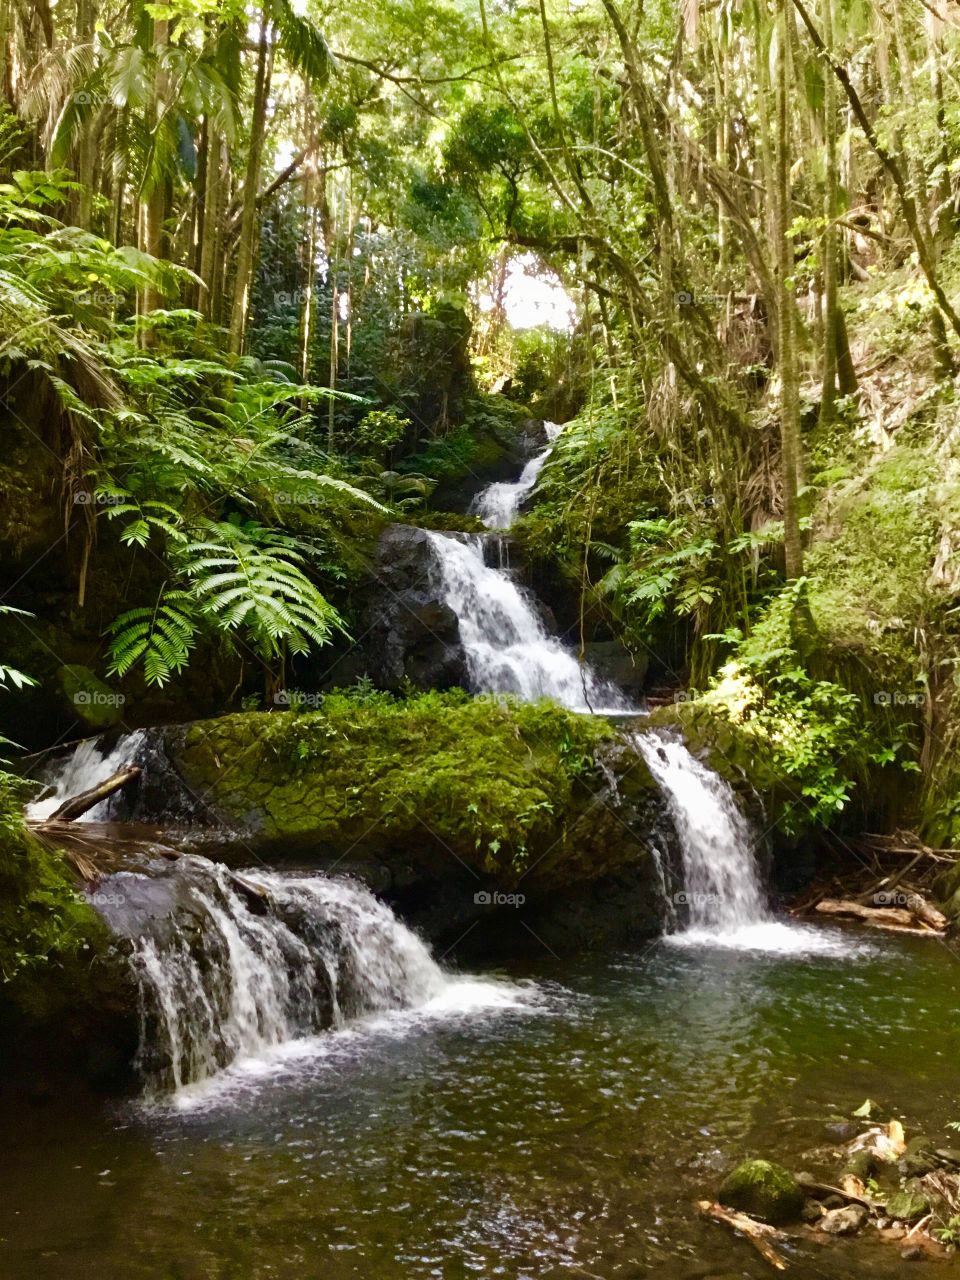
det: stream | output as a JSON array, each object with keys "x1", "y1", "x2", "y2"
[{"x1": 5, "y1": 422, "x2": 959, "y2": 1278}]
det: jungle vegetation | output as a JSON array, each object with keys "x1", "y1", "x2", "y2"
[{"x1": 0, "y1": 0, "x2": 959, "y2": 843}]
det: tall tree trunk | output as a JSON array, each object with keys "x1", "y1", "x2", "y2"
[
  {"x1": 140, "y1": 17, "x2": 170, "y2": 343},
  {"x1": 198, "y1": 120, "x2": 223, "y2": 318},
  {"x1": 775, "y1": 0, "x2": 803, "y2": 580},
  {"x1": 229, "y1": 9, "x2": 272, "y2": 355},
  {"x1": 819, "y1": 0, "x2": 839, "y2": 424}
]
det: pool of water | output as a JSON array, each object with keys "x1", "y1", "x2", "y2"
[{"x1": 2, "y1": 924, "x2": 959, "y2": 1279}]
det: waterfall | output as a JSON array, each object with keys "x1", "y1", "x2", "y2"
[
  {"x1": 474, "y1": 421, "x2": 563, "y2": 530},
  {"x1": 100, "y1": 859, "x2": 519, "y2": 1102},
  {"x1": 26, "y1": 730, "x2": 146, "y2": 822},
  {"x1": 426, "y1": 532, "x2": 629, "y2": 712},
  {"x1": 634, "y1": 734, "x2": 767, "y2": 933},
  {"x1": 428, "y1": 422, "x2": 632, "y2": 713},
  {"x1": 634, "y1": 733, "x2": 853, "y2": 954}
]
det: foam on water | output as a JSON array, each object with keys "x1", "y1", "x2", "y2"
[{"x1": 27, "y1": 730, "x2": 146, "y2": 821}]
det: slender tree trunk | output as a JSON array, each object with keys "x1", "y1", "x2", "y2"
[
  {"x1": 198, "y1": 120, "x2": 223, "y2": 318},
  {"x1": 140, "y1": 17, "x2": 170, "y2": 343},
  {"x1": 775, "y1": 0, "x2": 803, "y2": 580},
  {"x1": 819, "y1": 0, "x2": 839, "y2": 424},
  {"x1": 229, "y1": 9, "x2": 272, "y2": 354}
]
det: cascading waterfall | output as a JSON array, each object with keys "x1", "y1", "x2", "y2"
[
  {"x1": 428, "y1": 423, "x2": 632, "y2": 713},
  {"x1": 634, "y1": 732, "x2": 852, "y2": 954},
  {"x1": 634, "y1": 734, "x2": 767, "y2": 933},
  {"x1": 102, "y1": 858, "x2": 507, "y2": 1100},
  {"x1": 427, "y1": 532, "x2": 630, "y2": 712},
  {"x1": 473, "y1": 422, "x2": 563, "y2": 530}
]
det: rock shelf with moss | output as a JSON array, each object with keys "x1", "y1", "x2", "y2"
[{"x1": 157, "y1": 690, "x2": 658, "y2": 886}]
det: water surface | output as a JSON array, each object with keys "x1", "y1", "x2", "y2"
[{"x1": 2, "y1": 926, "x2": 958, "y2": 1279}]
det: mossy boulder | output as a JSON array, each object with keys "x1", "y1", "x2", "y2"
[
  {"x1": 885, "y1": 1183, "x2": 933, "y2": 1223},
  {"x1": 150, "y1": 693, "x2": 658, "y2": 888},
  {"x1": 0, "y1": 780, "x2": 138, "y2": 1086},
  {"x1": 57, "y1": 664, "x2": 125, "y2": 730},
  {"x1": 718, "y1": 1159, "x2": 805, "y2": 1224},
  {"x1": 110, "y1": 692, "x2": 668, "y2": 956}
]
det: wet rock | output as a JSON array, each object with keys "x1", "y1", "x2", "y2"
[
  {"x1": 818, "y1": 1204, "x2": 869, "y2": 1235},
  {"x1": 900, "y1": 1245, "x2": 924, "y2": 1261},
  {"x1": 885, "y1": 1183, "x2": 932, "y2": 1222},
  {"x1": 801, "y1": 1200, "x2": 824, "y2": 1223},
  {"x1": 899, "y1": 1135, "x2": 938, "y2": 1179},
  {"x1": 934, "y1": 1149, "x2": 960, "y2": 1169},
  {"x1": 843, "y1": 1148, "x2": 878, "y2": 1181},
  {"x1": 581, "y1": 639, "x2": 648, "y2": 699},
  {"x1": 821, "y1": 1194, "x2": 846, "y2": 1210},
  {"x1": 355, "y1": 525, "x2": 468, "y2": 691},
  {"x1": 717, "y1": 1159, "x2": 805, "y2": 1225}
]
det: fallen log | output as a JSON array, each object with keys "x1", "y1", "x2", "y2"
[
  {"x1": 815, "y1": 899, "x2": 917, "y2": 928},
  {"x1": 42, "y1": 766, "x2": 142, "y2": 823},
  {"x1": 815, "y1": 896, "x2": 946, "y2": 934},
  {"x1": 696, "y1": 1201, "x2": 788, "y2": 1270},
  {"x1": 909, "y1": 895, "x2": 949, "y2": 932}
]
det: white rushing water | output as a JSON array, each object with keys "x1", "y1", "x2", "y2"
[
  {"x1": 26, "y1": 730, "x2": 146, "y2": 821},
  {"x1": 429, "y1": 422, "x2": 633, "y2": 712},
  {"x1": 124, "y1": 862, "x2": 529, "y2": 1106},
  {"x1": 474, "y1": 422, "x2": 563, "y2": 530},
  {"x1": 634, "y1": 734, "x2": 855, "y2": 956},
  {"x1": 427, "y1": 532, "x2": 630, "y2": 712}
]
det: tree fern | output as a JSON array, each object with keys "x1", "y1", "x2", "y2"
[
  {"x1": 107, "y1": 521, "x2": 346, "y2": 685},
  {"x1": 180, "y1": 520, "x2": 344, "y2": 663}
]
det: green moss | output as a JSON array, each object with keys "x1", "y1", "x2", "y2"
[
  {"x1": 885, "y1": 1184, "x2": 933, "y2": 1223},
  {"x1": 718, "y1": 1159, "x2": 805, "y2": 1225},
  {"x1": 0, "y1": 774, "x2": 105, "y2": 986},
  {"x1": 804, "y1": 446, "x2": 941, "y2": 682},
  {"x1": 172, "y1": 690, "x2": 648, "y2": 885}
]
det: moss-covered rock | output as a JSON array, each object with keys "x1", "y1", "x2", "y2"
[
  {"x1": 718, "y1": 1159, "x2": 805, "y2": 1224},
  {"x1": 0, "y1": 777, "x2": 138, "y2": 1086},
  {"x1": 107, "y1": 692, "x2": 667, "y2": 957},
  {"x1": 57, "y1": 664, "x2": 125, "y2": 730},
  {"x1": 155, "y1": 692, "x2": 657, "y2": 890},
  {"x1": 885, "y1": 1183, "x2": 933, "y2": 1223}
]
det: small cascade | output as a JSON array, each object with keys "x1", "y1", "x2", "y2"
[
  {"x1": 473, "y1": 421, "x2": 563, "y2": 530},
  {"x1": 426, "y1": 532, "x2": 629, "y2": 712},
  {"x1": 634, "y1": 733, "x2": 853, "y2": 954},
  {"x1": 26, "y1": 729, "x2": 147, "y2": 822},
  {"x1": 106, "y1": 860, "x2": 452, "y2": 1098},
  {"x1": 428, "y1": 421, "x2": 632, "y2": 713},
  {"x1": 634, "y1": 734, "x2": 766, "y2": 934}
]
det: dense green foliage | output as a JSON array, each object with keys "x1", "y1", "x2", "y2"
[{"x1": 1, "y1": 0, "x2": 960, "y2": 856}]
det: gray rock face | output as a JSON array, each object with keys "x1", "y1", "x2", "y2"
[{"x1": 340, "y1": 525, "x2": 469, "y2": 692}]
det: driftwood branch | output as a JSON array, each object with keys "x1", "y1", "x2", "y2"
[
  {"x1": 42, "y1": 766, "x2": 141, "y2": 823},
  {"x1": 697, "y1": 1201, "x2": 788, "y2": 1270},
  {"x1": 815, "y1": 897, "x2": 947, "y2": 934}
]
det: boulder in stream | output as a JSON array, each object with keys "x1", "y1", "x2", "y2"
[{"x1": 717, "y1": 1159, "x2": 805, "y2": 1225}]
